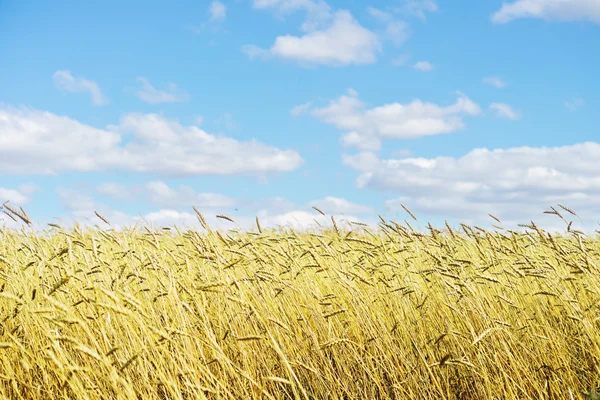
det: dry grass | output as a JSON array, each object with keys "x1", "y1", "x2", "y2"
[{"x1": 0, "y1": 206, "x2": 599, "y2": 399}]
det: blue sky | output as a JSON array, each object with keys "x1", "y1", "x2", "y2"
[{"x1": 1, "y1": 0, "x2": 599, "y2": 233}]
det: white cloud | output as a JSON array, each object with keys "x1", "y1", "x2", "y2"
[
  {"x1": 0, "y1": 187, "x2": 30, "y2": 205},
  {"x1": 252, "y1": 0, "x2": 332, "y2": 31},
  {"x1": 54, "y1": 187, "x2": 372, "y2": 232},
  {"x1": 209, "y1": 1, "x2": 227, "y2": 21},
  {"x1": 57, "y1": 188, "x2": 101, "y2": 214},
  {"x1": 98, "y1": 182, "x2": 375, "y2": 221},
  {"x1": 309, "y1": 196, "x2": 372, "y2": 214},
  {"x1": 0, "y1": 199, "x2": 28, "y2": 228},
  {"x1": 17, "y1": 183, "x2": 39, "y2": 197},
  {"x1": 489, "y1": 102, "x2": 520, "y2": 120},
  {"x1": 142, "y1": 209, "x2": 202, "y2": 228},
  {"x1": 96, "y1": 182, "x2": 132, "y2": 201},
  {"x1": 0, "y1": 215, "x2": 19, "y2": 229},
  {"x1": 242, "y1": 44, "x2": 271, "y2": 60},
  {"x1": 392, "y1": 148, "x2": 412, "y2": 158},
  {"x1": 56, "y1": 188, "x2": 136, "y2": 229},
  {"x1": 367, "y1": 7, "x2": 409, "y2": 46},
  {"x1": 340, "y1": 132, "x2": 381, "y2": 151},
  {"x1": 393, "y1": 0, "x2": 438, "y2": 20},
  {"x1": 59, "y1": 187, "x2": 238, "y2": 231},
  {"x1": 483, "y1": 76, "x2": 506, "y2": 88},
  {"x1": 56, "y1": 191, "x2": 209, "y2": 231},
  {"x1": 144, "y1": 181, "x2": 236, "y2": 208},
  {"x1": 492, "y1": 0, "x2": 600, "y2": 24},
  {"x1": 245, "y1": 10, "x2": 381, "y2": 66},
  {"x1": 386, "y1": 20, "x2": 409, "y2": 46},
  {"x1": 1, "y1": 183, "x2": 39, "y2": 227},
  {"x1": 99, "y1": 181, "x2": 227, "y2": 210},
  {"x1": 341, "y1": 151, "x2": 381, "y2": 172},
  {"x1": 385, "y1": 20, "x2": 409, "y2": 46},
  {"x1": 52, "y1": 70, "x2": 109, "y2": 106},
  {"x1": 258, "y1": 210, "x2": 363, "y2": 231},
  {"x1": 342, "y1": 142, "x2": 600, "y2": 230},
  {"x1": 413, "y1": 61, "x2": 434, "y2": 71},
  {"x1": 134, "y1": 78, "x2": 190, "y2": 104},
  {"x1": 565, "y1": 97, "x2": 584, "y2": 111},
  {"x1": 290, "y1": 101, "x2": 312, "y2": 117},
  {"x1": 309, "y1": 89, "x2": 480, "y2": 149},
  {"x1": 367, "y1": 6, "x2": 392, "y2": 22},
  {"x1": 0, "y1": 107, "x2": 304, "y2": 176}
]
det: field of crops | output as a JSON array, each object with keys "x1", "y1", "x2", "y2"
[{"x1": 0, "y1": 206, "x2": 599, "y2": 399}]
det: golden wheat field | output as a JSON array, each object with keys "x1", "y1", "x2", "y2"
[{"x1": 0, "y1": 205, "x2": 599, "y2": 400}]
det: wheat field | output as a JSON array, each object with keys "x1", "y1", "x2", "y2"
[{"x1": 0, "y1": 205, "x2": 599, "y2": 399}]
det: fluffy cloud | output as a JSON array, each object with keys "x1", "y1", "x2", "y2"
[
  {"x1": 489, "y1": 103, "x2": 520, "y2": 120},
  {"x1": 492, "y1": 0, "x2": 600, "y2": 24},
  {"x1": 245, "y1": 10, "x2": 381, "y2": 66},
  {"x1": 97, "y1": 182, "x2": 298, "y2": 215},
  {"x1": 209, "y1": 1, "x2": 227, "y2": 21},
  {"x1": 270, "y1": 11, "x2": 380, "y2": 66},
  {"x1": 0, "y1": 107, "x2": 303, "y2": 176},
  {"x1": 340, "y1": 132, "x2": 381, "y2": 151},
  {"x1": 0, "y1": 185, "x2": 34, "y2": 205},
  {"x1": 52, "y1": 187, "x2": 371, "y2": 232},
  {"x1": 98, "y1": 181, "x2": 236, "y2": 209},
  {"x1": 307, "y1": 89, "x2": 480, "y2": 149},
  {"x1": 257, "y1": 210, "x2": 365, "y2": 231},
  {"x1": 134, "y1": 78, "x2": 190, "y2": 104},
  {"x1": 99, "y1": 181, "x2": 235, "y2": 208},
  {"x1": 367, "y1": 7, "x2": 409, "y2": 46},
  {"x1": 52, "y1": 70, "x2": 109, "y2": 106},
  {"x1": 483, "y1": 76, "x2": 506, "y2": 88},
  {"x1": 241, "y1": 45, "x2": 270, "y2": 60},
  {"x1": 393, "y1": 0, "x2": 438, "y2": 20},
  {"x1": 249, "y1": 0, "x2": 437, "y2": 66},
  {"x1": 57, "y1": 191, "x2": 221, "y2": 231},
  {"x1": 96, "y1": 183, "x2": 133, "y2": 201},
  {"x1": 309, "y1": 196, "x2": 372, "y2": 214},
  {"x1": 100, "y1": 181, "x2": 374, "y2": 217},
  {"x1": 252, "y1": 0, "x2": 332, "y2": 31},
  {"x1": 290, "y1": 102, "x2": 312, "y2": 117},
  {"x1": 365, "y1": 3, "x2": 436, "y2": 51},
  {"x1": 94, "y1": 180, "x2": 373, "y2": 227},
  {"x1": 342, "y1": 142, "x2": 600, "y2": 229},
  {"x1": 55, "y1": 188, "x2": 135, "y2": 229},
  {"x1": 413, "y1": 61, "x2": 434, "y2": 71}
]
